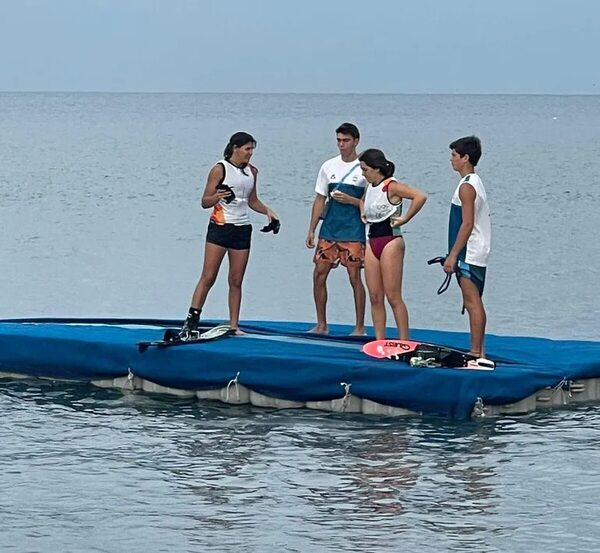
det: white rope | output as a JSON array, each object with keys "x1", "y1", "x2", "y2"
[
  {"x1": 551, "y1": 377, "x2": 570, "y2": 403},
  {"x1": 557, "y1": 379, "x2": 585, "y2": 400},
  {"x1": 472, "y1": 397, "x2": 486, "y2": 417},
  {"x1": 127, "y1": 368, "x2": 135, "y2": 390},
  {"x1": 226, "y1": 371, "x2": 241, "y2": 402},
  {"x1": 552, "y1": 377, "x2": 568, "y2": 392},
  {"x1": 340, "y1": 381, "x2": 352, "y2": 411}
]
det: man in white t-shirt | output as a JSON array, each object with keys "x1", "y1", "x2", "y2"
[{"x1": 305, "y1": 123, "x2": 367, "y2": 335}]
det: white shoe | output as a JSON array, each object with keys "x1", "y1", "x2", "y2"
[{"x1": 466, "y1": 358, "x2": 495, "y2": 370}]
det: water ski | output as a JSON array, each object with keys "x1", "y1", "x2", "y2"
[
  {"x1": 362, "y1": 339, "x2": 495, "y2": 370},
  {"x1": 137, "y1": 324, "x2": 232, "y2": 352}
]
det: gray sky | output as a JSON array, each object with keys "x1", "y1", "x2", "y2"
[{"x1": 0, "y1": 0, "x2": 598, "y2": 94}]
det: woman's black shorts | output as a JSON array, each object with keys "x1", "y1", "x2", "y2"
[{"x1": 206, "y1": 222, "x2": 252, "y2": 250}]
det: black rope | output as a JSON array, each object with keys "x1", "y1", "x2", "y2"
[
  {"x1": 427, "y1": 256, "x2": 453, "y2": 295},
  {"x1": 437, "y1": 272, "x2": 452, "y2": 295}
]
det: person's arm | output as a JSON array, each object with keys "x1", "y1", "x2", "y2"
[
  {"x1": 443, "y1": 183, "x2": 475, "y2": 274},
  {"x1": 247, "y1": 168, "x2": 278, "y2": 221},
  {"x1": 306, "y1": 194, "x2": 327, "y2": 248},
  {"x1": 330, "y1": 189, "x2": 361, "y2": 207},
  {"x1": 330, "y1": 165, "x2": 363, "y2": 206},
  {"x1": 306, "y1": 164, "x2": 329, "y2": 248},
  {"x1": 388, "y1": 180, "x2": 427, "y2": 226},
  {"x1": 201, "y1": 164, "x2": 232, "y2": 208}
]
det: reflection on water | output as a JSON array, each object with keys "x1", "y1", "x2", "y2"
[{"x1": 2, "y1": 379, "x2": 600, "y2": 552}]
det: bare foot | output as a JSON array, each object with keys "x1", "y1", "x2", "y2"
[
  {"x1": 307, "y1": 325, "x2": 329, "y2": 335},
  {"x1": 229, "y1": 328, "x2": 246, "y2": 336},
  {"x1": 350, "y1": 328, "x2": 366, "y2": 336}
]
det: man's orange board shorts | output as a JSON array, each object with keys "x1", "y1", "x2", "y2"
[{"x1": 314, "y1": 239, "x2": 365, "y2": 268}]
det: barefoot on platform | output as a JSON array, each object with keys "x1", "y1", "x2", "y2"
[{"x1": 307, "y1": 325, "x2": 329, "y2": 335}]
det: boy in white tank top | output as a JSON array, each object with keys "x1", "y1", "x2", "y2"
[{"x1": 444, "y1": 136, "x2": 491, "y2": 358}]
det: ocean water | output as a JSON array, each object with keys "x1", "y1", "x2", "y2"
[{"x1": 1, "y1": 93, "x2": 599, "y2": 552}]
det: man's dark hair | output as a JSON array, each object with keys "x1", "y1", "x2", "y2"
[
  {"x1": 449, "y1": 136, "x2": 482, "y2": 166},
  {"x1": 336, "y1": 122, "x2": 360, "y2": 140}
]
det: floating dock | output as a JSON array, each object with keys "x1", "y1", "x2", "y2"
[{"x1": 1, "y1": 318, "x2": 599, "y2": 419}]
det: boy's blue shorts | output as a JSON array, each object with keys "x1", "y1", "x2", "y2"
[{"x1": 456, "y1": 260, "x2": 486, "y2": 295}]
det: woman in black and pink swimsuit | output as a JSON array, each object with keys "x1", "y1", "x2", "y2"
[{"x1": 359, "y1": 149, "x2": 427, "y2": 340}]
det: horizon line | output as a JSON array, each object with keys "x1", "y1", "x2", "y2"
[{"x1": 1, "y1": 89, "x2": 599, "y2": 97}]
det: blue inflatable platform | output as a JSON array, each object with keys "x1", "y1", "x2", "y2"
[{"x1": 1, "y1": 318, "x2": 599, "y2": 419}]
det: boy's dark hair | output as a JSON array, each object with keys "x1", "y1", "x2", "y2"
[
  {"x1": 358, "y1": 148, "x2": 395, "y2": 179},
  {"x1": 449, "y1": 136, "x2": 482, "y2": 166},
  {"x1": 336, "y1": 122, "x2": 360, "y2": 140}
]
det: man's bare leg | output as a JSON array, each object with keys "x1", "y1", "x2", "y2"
[
  {"x1": 308, "y1": 262, "x2": 332, "y2": 334},
  {"x1": 346, "y1": 264, "x2": 366, "y2": 335}
]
